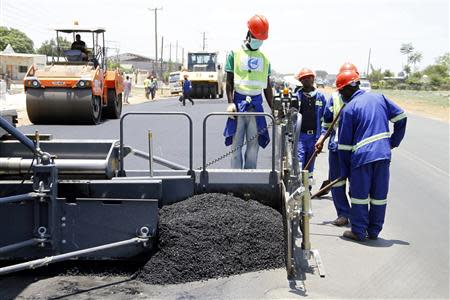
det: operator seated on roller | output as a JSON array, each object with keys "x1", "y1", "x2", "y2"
[{"x1": 71, "y1": 34, "x2": 88, "y2": 61}]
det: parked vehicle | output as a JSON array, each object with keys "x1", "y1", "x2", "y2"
[{"x1": 359, "y1": 80, "x2": 372, "y2": 92}]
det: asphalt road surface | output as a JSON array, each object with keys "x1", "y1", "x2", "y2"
[{"x1": 1, "y1": 96, "x2": 448, "y2": 299}]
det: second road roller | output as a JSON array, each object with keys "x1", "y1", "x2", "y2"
[{"x1": 24, "y1": 25, "x2": 123, "y2": 124}]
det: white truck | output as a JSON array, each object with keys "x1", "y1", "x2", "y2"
[{"x1": 186, "y1": 52, "x2": 224, "y2": 99}]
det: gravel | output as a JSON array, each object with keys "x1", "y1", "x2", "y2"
[{"x1": 137, "y1": 193, "x2": 285, "y2": 284}]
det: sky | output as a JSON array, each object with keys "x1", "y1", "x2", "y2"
[{"x1": 0, "y1": 0, "x2": 448, "y2": 74}]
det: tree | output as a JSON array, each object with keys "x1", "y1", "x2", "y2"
[
  {"x1": 383, "y1": 69, "x2": 394, "y2": 77},
  {"x1": 408, "y1": 52, "x2": 423, "y2": 70},
  {"x1": 315, "y1": 70, "x2": 328, "y2": 79},
  {"x1": 403, "y1": 65, "x2": 411, "y2": 76},
  {"x1": 0, "y1": 27, "x2": 34, "y2": 53},
  {"x1": 400, "y1": 43, "x2": 414, "y2": 55},
  {"x1": 368, "y1": 65, "x2": 383, "y2": 83},
  {"x1": 400, "y1": 43, "x2": 414, "y2": 73},
  {"x1": 435, "y1": 52, "x2": 450, "y2": 73},
  {"x1": 36, "y1": 37, "x2": 71, "y2": 56}
]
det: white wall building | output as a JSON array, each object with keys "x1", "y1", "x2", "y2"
[{"x1": 0, "y1": 44, "x2": 46, "y2": 81}]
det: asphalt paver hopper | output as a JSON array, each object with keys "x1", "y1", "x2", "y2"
[
  {"x1": 0, "y1": 105, "x2": 325, "y2": 282},
  {"x1": 24, "y1": 25, "x2": 123, "y2": 124}
]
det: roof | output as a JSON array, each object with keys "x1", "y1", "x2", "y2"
[
  {"x1": 2, "y1": 44, "x2": 14, "y2": 54},
  {"x1": 1, "y1": 44, "x2": 45, "y2": 58},
  {"x1": 0, "y1": 52, "x2": 46, "y2": 58},
  {"x1": 118, "y1": 53, "x2": 153, "y2": 62},
  {"x1": 54, "y1": 27, "x2": 106, "y2": 33}
]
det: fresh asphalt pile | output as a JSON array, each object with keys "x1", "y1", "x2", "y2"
[{"x1": 137, "y1": 193, "x2": 285, "y2": 284}]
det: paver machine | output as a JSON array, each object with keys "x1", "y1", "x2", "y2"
[
  {"x1": 24, "y1": 25, "x2": 123, "y2": 124},
  {"x1": 0, "y1": 95, "x2": 324, "y2": 280}
]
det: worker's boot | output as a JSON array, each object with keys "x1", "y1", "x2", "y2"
[
  {"x1": 332, "y1": 216, "x2": 348, "y2": 227},
  {"x1": 343, "y1": 230, "x2": 365, "y2": 242}
]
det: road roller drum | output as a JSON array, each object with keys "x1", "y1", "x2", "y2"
[{"x1": 26, "y1": 88, "x2": 102, "y2": 124}]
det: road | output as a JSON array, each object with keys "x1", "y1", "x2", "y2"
[{"x1": 1, "y1": 96, "x2": 448, "y2": 299}]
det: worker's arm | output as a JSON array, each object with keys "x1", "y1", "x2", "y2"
[
  {"x1": 337, "y1": 107, "x2": 354, "y2": 179},
  {"x1": 385, "y1": 95, "x2": 407, "y2": 149},
  {"x1": 263, "y1": 77, "x2": 273, "y2": 110},
  {"x1": 315, "y1": 96, "x2": 334, "y2": 152},
  {"x1": 226, "y1": 72, "x2": 234, "y2": 104}
]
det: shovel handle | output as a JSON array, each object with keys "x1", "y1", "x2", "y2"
[
  {"x1": 304, "y1": 104, "x2": 346, "y2": 171},
  {"x1": 311, "y1": 178, "x2": 343, "y2": 199}
]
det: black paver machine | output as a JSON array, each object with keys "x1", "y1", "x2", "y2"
[{"x1": 0, "y1": 97, "x2": 324, "y2": 279}]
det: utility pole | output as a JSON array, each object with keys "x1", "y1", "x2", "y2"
[
  {"x1": 366, "y1": 48, "x2": 371, "y2": 78},
  {"x1": 169, "y1": 42, "x2": 172, "y2": 62},
  {"x1": 148, "y1": 7, "x2": 162, "y2": 77},
  {"x1": 160, "y1": 36, "x2": 164, "y2": 81},
  {"x1": 175, "y1": 40, "x2": 178, "y2": 64},
  {"x1": 202, "y1": 32, "x2": 207, "y2": 51},
  {"x1": 182, "y1": 47, "x2": 185, "y2": 67}
]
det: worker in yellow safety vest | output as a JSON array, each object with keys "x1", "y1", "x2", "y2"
[{"x1": 223, "y1": 14, "x2": 273, "y2": 169}]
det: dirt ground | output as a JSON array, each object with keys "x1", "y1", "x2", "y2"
[{"x1": 321, "y1": 87, "x2": 449, "y2": 123}]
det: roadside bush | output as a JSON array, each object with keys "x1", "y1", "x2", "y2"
[{"x1": 396, "y1": 83, "x2": 409, "y2": 90}]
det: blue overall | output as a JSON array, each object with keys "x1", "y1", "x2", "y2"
[
  {"x1": 338, "y1": 90, "x2": 407, "y2": 239},
  {"x1": 296, "y1": 90, "x2": 326, "y2": 177},
  {"x1": 223, "y1": 93, "x2": 269, "y2": 169},
  {"x1": 322, "y1": 95, "x2": 350, "y2": 218},
  {"x1": 223, "y1": 92, "x2": 269, "y2": 148}
]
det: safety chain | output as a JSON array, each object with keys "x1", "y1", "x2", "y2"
[{"x1": 196, "y1": 119, "x2": 275, "y2": 170}]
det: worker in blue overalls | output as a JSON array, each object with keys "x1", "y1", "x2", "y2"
[
  {"x1": 295, "y1": 68, "x2": 326, "y2": 185},
  {"x1": 223, "y1": 15, "x2": 273, "y2": 169},
  {"x1": 315, "y1": 63, "x2": 359, "y2": 227},
  {"x1": 336, "y1": 70, "x2": 407, "y2": 241}
]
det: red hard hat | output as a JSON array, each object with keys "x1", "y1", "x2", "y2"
[
  {"x1": 336, "y1": 70, "x2": 360, "y2": 90},
  {"x1": 248, "y1": 15, "x2": 269, "y2": 40},
  {"x1": 339, "y1": 62, "x2": 359, "y2": 75},
  {"x1": 295, "y1": 68, "x2": 315, "y2": 80}
]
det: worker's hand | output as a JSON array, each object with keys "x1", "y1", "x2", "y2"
[
  {"x1": 227, "y1": 103, "x2": 236, "y2": 113},
  {"x1": 315, "y1": 135, "x2": 325, "y2": 152},
  {"x1": 227, "y1": 103, "x2": 237, "y2": 119}
]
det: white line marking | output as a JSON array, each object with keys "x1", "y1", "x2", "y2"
[{"x1": 397, "y1": 148, "x2": 449, "y2": 177}]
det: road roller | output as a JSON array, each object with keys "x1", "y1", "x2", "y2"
[
  {"x1": 24, "y1": 26, "x2": 123, "y2": 125},
  {"x1": 0, "y1": 95, "x2": 325, "y2": 281}
]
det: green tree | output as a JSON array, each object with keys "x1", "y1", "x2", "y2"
[
  {"x1": 408, "y1": 51, "x2": 423, "y2": 70},
  {"x1": 368, "y1": 65, "x2": 383, "y2": 83},
  {"x1": 315, "y1": 70, "x2": 328, "y2": 79},
  {"x1": 435, "y1": 52, "x2": 450, "y2": 73},
  {"x1": 383, "y1": 69, "x2": 394, "y2": 77},
  {"x1": 36, "y1": 37, "x2": 71, "y2": 56},
  {"x1": 403, "y1": 65, "x2": 411, "y2": 76},
  {"x1": 400, "y1": 43, "x2": 413, "y2": 74},
  {"x1": 0, "y1": 26, "x2": 34, "y2": 53},
  {"x1": 400, "y1": 43, "x2": 414, "y2": 56}
]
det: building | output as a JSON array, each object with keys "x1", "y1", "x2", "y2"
[
  {"x1": 116, "y1": 52, "x2": 183, "y2": 79},
  {"x1": 0, "y1": 44, "x2": 46, "y2": 81}
]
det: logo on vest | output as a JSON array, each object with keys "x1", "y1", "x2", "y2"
[
  {"x1": 248, "y1": 58, "x2": 259, "y2": 70},
  {"x1": 240, "y1": 56, "x2": 263, "y2": 72}
]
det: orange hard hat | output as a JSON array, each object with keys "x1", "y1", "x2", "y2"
[
  {"x1": 295, "y1": 68, "x2": 315, "y2": 80},
  {"x1": 339, "y1": 62, "x2": 359, "y2": 75},
  {"x1": 335, "y1": 70, "x2": 360, "y2": 90},
  {"x1": 247, "y1": 15, "x2": 269, "y2": 40}
]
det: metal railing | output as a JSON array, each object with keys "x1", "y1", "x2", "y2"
[
  {"x1": 202, "y1": 112, "x2": 276, "y2": 172},
  {"x1": 119, "y1": 112, "x2": 194, "y2": 175}
]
